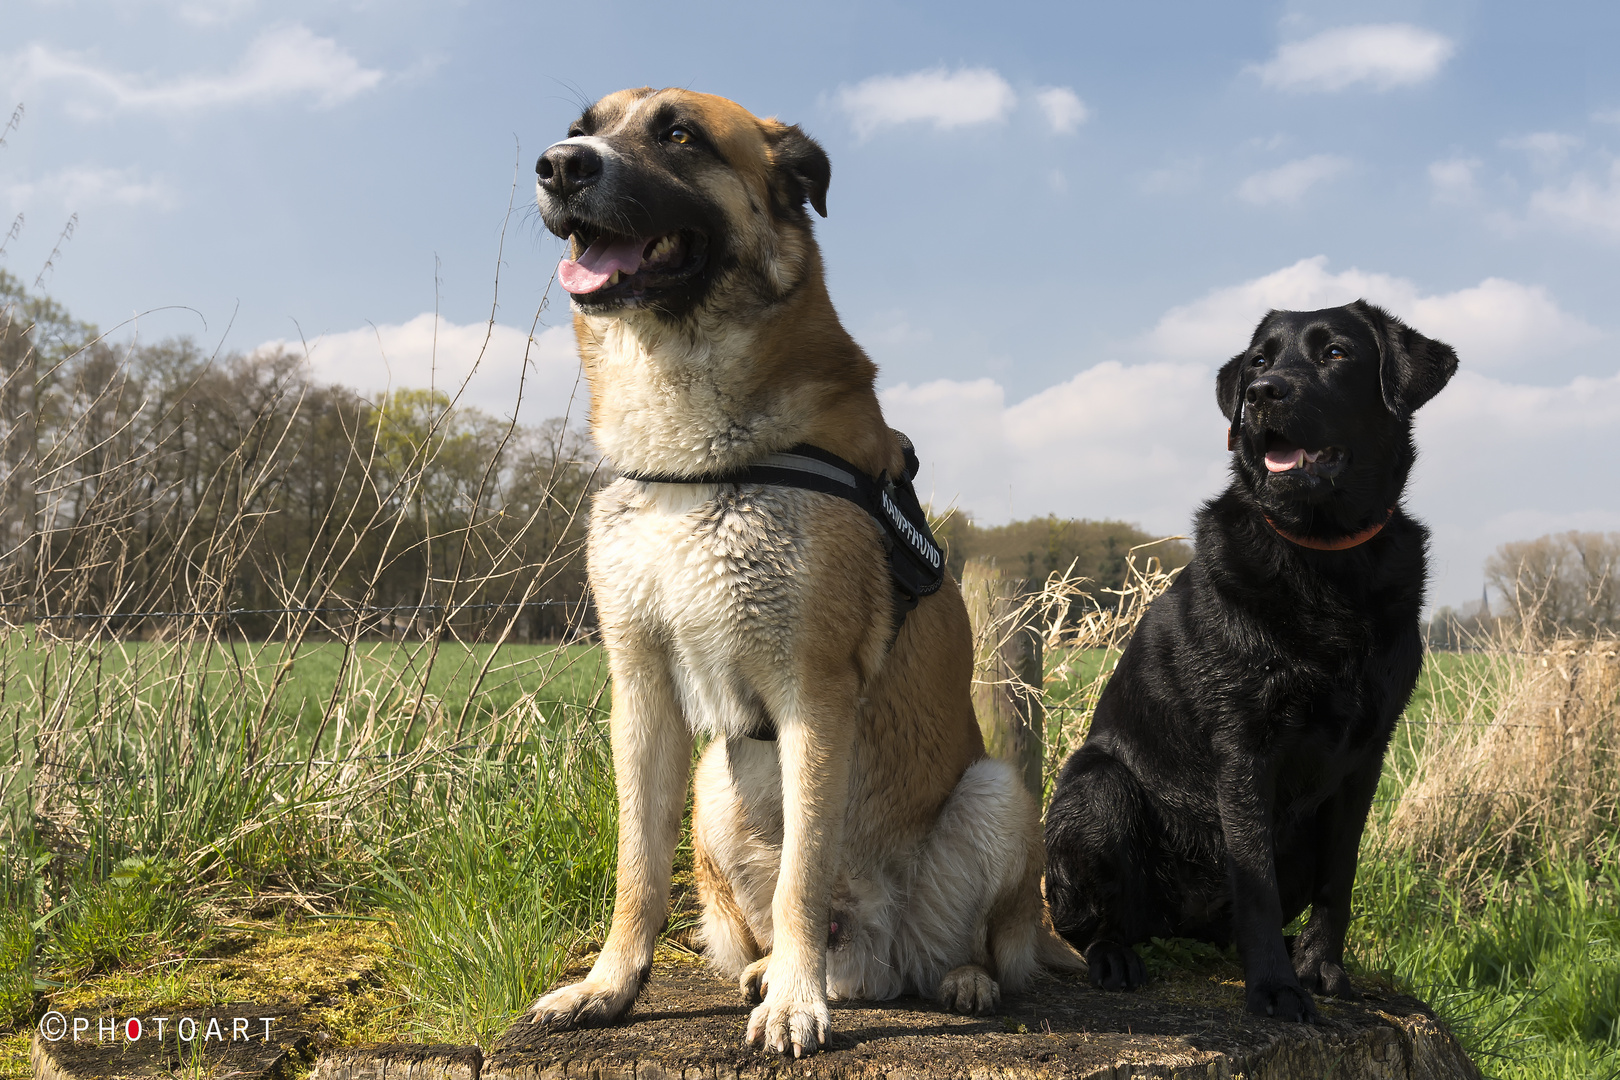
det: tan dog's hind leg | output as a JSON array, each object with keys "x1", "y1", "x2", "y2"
[
  {"x1": 691, "y1": 741, "x2": 772, "y2": 985},
  {"x1": 744, "y1": 680, "x2": 856, "y2": 1058},
  {"x1": 899, "y1": 757, "x2": 1076, "y2": 1012},
  {"x1": 528, "y1": 652, "x2": 690, "y2": 1029}
]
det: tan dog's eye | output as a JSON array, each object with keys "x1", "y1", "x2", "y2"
[{"x1": 669, "y1": 127, "x2": 693, "y2": 145}]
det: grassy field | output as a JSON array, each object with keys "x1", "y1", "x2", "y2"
[{"x1": 3, "y1": 627, "x2": 1619, "y2": 1078}]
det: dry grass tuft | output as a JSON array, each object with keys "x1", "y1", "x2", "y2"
[
  {"x1": 1386, "y1": 633, "x2": 1620, "y2": 874},
  {"x1": 1038, "y1": 540, "x2": 1182, "y2": 776}
]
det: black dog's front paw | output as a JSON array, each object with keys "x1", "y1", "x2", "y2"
[
  {"x1": 1085, "y1": 941, "x2": 1146, "y2": 990},
  {"x1": 1295, "y1": 958, "x2": 1357, "y2": 999},
  {"x1": 1246, "y1": 977, "x2": 1318, "y2": 1023}
]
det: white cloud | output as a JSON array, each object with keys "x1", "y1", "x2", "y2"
[
  {"x1": 1236, "y1": 154, "x2": 1348, "y2": 205},
  {"x1": 836, "y1": 67, "x2": 1016, "y2": 139},
  {"x1": 880, "y1": 265, "x2": 1615, "y2": 610},
  {"x1": 888, "y1": 361, "x2": 1620, "y2": 610},
  {"x1": 1035, "y1": 86, "x2": 1088, "y2": 134},
  {"x1": 1503, "y1": 131, "x2": 1581, "y2": 172},
  {"x1": 1412, "y1": 368, "x2": 1620, "y2": 603},
  {"x1": 12, "y1": 25, "x2": 383, "y2": 114},
  {"x1": 3, "y1": 165, "x2": 177, "y2": 210},
  {"x1": 258, "y1": 315, "x2": 587, "y2": 424},
  {"x1": 1529, "y1": 161, "x2": 1620, "y2": 240},
  {"x1": 1143, "y1": 255, "x2": 1600, "y2": 373},
  {"x1": 1429, "y1": 157, "x2": 1479, "y2": 202},
  {"x1": 1250, "y1": 24, "x2": 1455, "y2": 92},
  {"x1": 884, "y1": 362, "x2": 1224, "y2": 536}
]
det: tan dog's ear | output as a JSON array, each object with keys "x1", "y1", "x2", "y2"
[{"x1": 768, "y1": 124, "x2": 831, "y2": 218}]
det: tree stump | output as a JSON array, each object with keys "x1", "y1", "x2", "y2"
[
  {"x1": 961, "y1": 558, "x2": 1044, "y2": 797},
  {"x1": 311, "y1": 955, "x2": 1482, "y2": 1079}
]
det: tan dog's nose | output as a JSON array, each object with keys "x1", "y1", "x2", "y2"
[{"x1": 537, "y1": 141, "x2": 602, "y2": 198}]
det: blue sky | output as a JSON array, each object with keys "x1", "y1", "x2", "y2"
[{"x1": 5, "y1": 0, "x2": 1619, "y2": 609}]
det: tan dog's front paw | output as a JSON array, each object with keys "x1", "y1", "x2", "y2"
[
  {"x1": 938, "y1": 965, "x2": 1001, "y2": 1015},
  {"x1": 527, "y1": 977, "x2": 637, "y2": 1030},
  {"x1": 739, "y1": 956, "x2": 771, "y2": 1004},
  {"x1": 745, "y1": 980, "x2": 830, "y2": 1057}
]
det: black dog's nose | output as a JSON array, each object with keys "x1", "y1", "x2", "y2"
[
  {"x1": 1246, "y1": 374, "x2": 1290, "y2": 404},
  {"x1": 536, "y1": 142, "x2": 602, "y2": 198}
]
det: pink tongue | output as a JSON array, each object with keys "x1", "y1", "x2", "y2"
[
  {"x1": 1265, "y1": 447, "x2": 1305, "y2": 473},
  {"x1": 558, "y1": 236, "x2": 647, "y2": 294}
]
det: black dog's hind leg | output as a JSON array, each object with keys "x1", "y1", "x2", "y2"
[
  {"x1": 1043, "y1": 747, "x2": 1162, "y2": 990},
  {"x1": 1289, "y1": 755, "x2": 1383, "y2": 1000},
  {"x1": 1217, "y1": 761, "x2": 1318, "y2": 1023}
]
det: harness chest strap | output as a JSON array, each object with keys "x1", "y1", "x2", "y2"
[{"x1": 618, "y1": 433, "x2": 947, "y2": 740}]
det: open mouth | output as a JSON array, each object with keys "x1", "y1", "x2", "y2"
[
  {"x1": 557, "y1": 226, "x2": 708, "y2": 304},
  {"x1": 1263, "y1": 433, "x2": 1346, "y2": 479}
]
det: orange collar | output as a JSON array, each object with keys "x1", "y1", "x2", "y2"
[{"x1": 1264, "y1": 508, "x2": 1395, "y2": 551}]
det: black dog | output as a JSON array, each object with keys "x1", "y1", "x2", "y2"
[{"x1": 1043, "y1": 301, "x2": 1457, "y2": 1022}]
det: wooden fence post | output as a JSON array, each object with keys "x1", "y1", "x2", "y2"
[{"x1": 961, "y1": 558, "x2": 1044, "y2": 798}]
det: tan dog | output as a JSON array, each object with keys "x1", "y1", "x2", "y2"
[{"x1": 526, "y1": 88, "x2": 1081, "y2": 1057}]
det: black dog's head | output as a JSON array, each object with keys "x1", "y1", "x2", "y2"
[
  {"x1": 535, "y1": 87, "x2": 831, "y2": 321},
  {"x1": 1215, "y1": 301, "x2": 1458, "y2": 537}
]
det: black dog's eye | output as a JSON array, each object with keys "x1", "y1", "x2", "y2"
[
  {"x1": 1325, "y1": 344, "x2": 1347, "y2": 361},
  {"x1": 1250, "y1": 353, "x2": 1267, "y2": 367},
  {"x1": 668, "y1": 127, "x2": 694, "y2": 145}
]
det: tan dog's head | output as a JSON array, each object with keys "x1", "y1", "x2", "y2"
[{"x1": 535, "y1": 88, "x2": 831, "y2": 322}]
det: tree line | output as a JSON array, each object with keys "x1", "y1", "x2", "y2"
[
  {"x1": 2, "y1": 270, "x2": 598, "y2": 640},
  {"x1": 933, "y1": 512, "x2": 1192, "y2": 604},
  {"x1": 1429, "y1": 531, "x2": 1620, "y2": 647},
  {"x1": 27, "y1": 269, "x2": 1604, "y2": 648}
]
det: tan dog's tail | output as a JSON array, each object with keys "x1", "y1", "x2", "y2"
[{"x1": 1036, "y1": 920, "x2": 1088, "y2": 975}]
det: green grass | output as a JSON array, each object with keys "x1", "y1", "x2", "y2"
[
  {"x1": 0, "y1": 631, "x2": 619, "y2": 1060},
  {"x1": 1, "y1": 637, "x2": 609, "y2": 750},
  {"x1": 1351, "y1": 849, "x2": 1620, "y2": 1078},
  {"x1": 7, "y1": 632, "x2": 1620, "y2": 1078},
  {"x1": 380, "y1": 740, "x2": 618, "y2": 1042}
]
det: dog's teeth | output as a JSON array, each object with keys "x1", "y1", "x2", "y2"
[{"x1": 609, "y1": 270, "x2": 621, "y2": 286}]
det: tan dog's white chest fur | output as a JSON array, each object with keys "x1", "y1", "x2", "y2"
[
  {"x1": 525, "y1": 87, "x2": 1082, "y2": 1057},
  {"x1": 589, "y1": 479, "x2": 884, "y2": 742}
]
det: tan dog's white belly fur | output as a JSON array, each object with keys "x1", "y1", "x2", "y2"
[{"x1": 525, "y1": 86, "x2": 1082, "y2": 1056}]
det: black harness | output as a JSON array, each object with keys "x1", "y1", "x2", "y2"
[{"x1": 619, "y1": 431, "x2": 946, "y2": 740}]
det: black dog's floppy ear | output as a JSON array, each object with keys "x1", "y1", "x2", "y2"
[
  {"x1": 1350, "y1": 299, "x2": 1459, "y2": 418},
  {"x1": 1216, "y1": 353, "x2": 1246, "y2": 423},
  {"x1": 1216, "y1": 353, "x2": 1247, "y2": 451},
  {"x1": 768, "y1": 124, "x2": 831, "y2": 217}
]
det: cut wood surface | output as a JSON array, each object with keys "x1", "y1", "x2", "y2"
[{"x1": 310, "y1": 958, "x2": 1481, "y2": 1080}]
